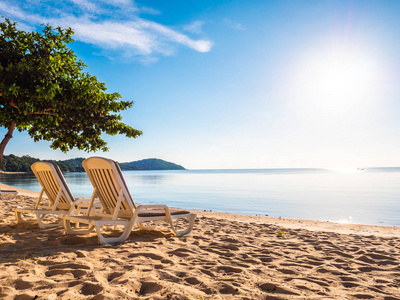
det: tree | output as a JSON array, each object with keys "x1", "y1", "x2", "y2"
[{"x1": 0, "y1": 18, "x2": 142, "y2": 169}]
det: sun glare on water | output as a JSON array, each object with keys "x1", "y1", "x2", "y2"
[{"x1": 326, "y1": 167, "x2": 364, "y2": 173}]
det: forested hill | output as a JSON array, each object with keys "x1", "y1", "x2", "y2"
[
  {"x1": 1, "y1": 155, "x2": 185, "y2": 172},
  {"x1": 119, "y1": 158, "x2": 185, "y2": 171}
]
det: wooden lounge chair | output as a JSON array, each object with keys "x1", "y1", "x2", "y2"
[
  {"x1": 0, "y1": 188, "x2": 18, "y2": 200},
  {"x1": 14, "y1": 161, "x2": 92, "y2": 229},
  {"x1": 62, "y1": 157, "x2": 196, "y2": 244}
]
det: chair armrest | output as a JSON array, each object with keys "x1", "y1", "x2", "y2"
[
  {"x1": 73, "y1": 197, "x2": 90, "y2": 204},
  {"x1": 136, "y1": 204, "x2": 169, "y2": 210}
]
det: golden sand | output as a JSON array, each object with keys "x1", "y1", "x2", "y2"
[{"x1": 0, "y1": 183, "x2": 399, "y2": 299}]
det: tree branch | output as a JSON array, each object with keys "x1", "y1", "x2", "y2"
[{"x1": 0, "y1": 121, "x2": 16, "y2": 169}]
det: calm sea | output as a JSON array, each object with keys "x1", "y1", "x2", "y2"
[{"x1": 1, "y1": 168, "x2": 399, "y2": 227}]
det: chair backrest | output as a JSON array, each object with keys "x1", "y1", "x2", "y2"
[
  {"x1": 31, "y1": 162, "x2": 74, "y2": 210},
  {"x1": 82, "y1": 157, "x2": 135, "y2": 218}
]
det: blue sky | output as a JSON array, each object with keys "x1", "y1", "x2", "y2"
[{"x1": 1, "y1": 0, "x2": 400, "y2": 169}]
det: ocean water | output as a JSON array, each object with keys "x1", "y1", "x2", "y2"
[{"x1": 1, "y1": 168, "x2": 399, "y2": 227}]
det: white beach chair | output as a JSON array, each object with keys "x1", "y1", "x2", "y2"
[
  {"x1": 61, "y1": 157, "x2": 196, "y2": 244},
  {"x1": 14, "y1": 162, "x2": 93, "y2": 229},
  {"x1": 0, "y1": 188, "x2": 18, "y2": 200}
]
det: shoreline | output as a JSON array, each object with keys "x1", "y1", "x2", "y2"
[
  {"x1": 0, "y1": 170, "x2": 30, "y2": 175},
  {"x1": 1, "y1": 181, "x2": 399, "y2": 238},
  {"x1": 2, "y1": 169, "x2": 399, "y2": 229},
  {"x1": 0, "y1": 182, "x2": 40, "y2": 198}
]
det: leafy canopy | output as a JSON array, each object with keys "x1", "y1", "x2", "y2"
[{"x1": 0, "y1": 18, "x2": 142, "y2": 152}]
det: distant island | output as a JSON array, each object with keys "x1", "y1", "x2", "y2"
[
  {"x1": 119, "y1": 159, "x2": 185, "y2": 171},
  {"x1": 1, "y1": 154, "x2": 185, "y2": 173}
]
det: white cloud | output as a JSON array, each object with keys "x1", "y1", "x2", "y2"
[
  {"x1": 100, "y1": 0, "x2": 132, "y2": 6},
  {"x1": 99, "y1": 0, "x2": 138, "y2": 13},
  {"x1": 0, "y1": 0, "x2": 213, "y2": 59},
  {"x1": 140, "y1": 20, "x2": 212, "y2": 52},
  {"x1": 138, "y1": 6, "x2": 161, "y2": 15},
  {"x1": 223, "y1": 18, "x2": 245, "y2": 31},
  {"x1": 183, "y1": 20, "x2": 205, "y2": 34},
  {"x1": 69, "y1": 0, "x2": 98, "y2": 12},
  {"x1": 48, "y1": 16, "x2": 212, "y2": 56},
  {"x1": 0, "y1": 1, "x2": 43, "y2": 23}
]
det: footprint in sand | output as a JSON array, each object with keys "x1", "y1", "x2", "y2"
[
  {"x1": 80, "y1": 283, "x2": 104, "y2": 296},
  {"x1": 328, "y1": 250, "x2": 354, "y2": 259},
  {"x1": 279, "y1": 262, "x2": 313, "y2": 269},
  {"x1": 351, "y1": 293, "x2": 375, "y2": 299},
  {"x1": 128, "y1": 252, "x2": 164, "y2": 260},
  {"x1": 199, "y1": 246, "x2": 235, "y2": 257},
  {"x1": 67, "y1": 280, "x2": 82, "y2": 288},
  {"x1": 199, "y1": 268, "x2": 215, "y2": 277},
  {"x1": 259, "y1": 283, "x2": 300, "y2": 296},
  {"x1": 107, "y1": 272, "x2": 124, "y2": 282},
  {"x1": 218, "y1": 282, "x2": 240, "y2": 294},
  {"x1": 239, "y1": 258, "x2": 260, "y2": 264},
  {"x1": 185, "y1": 277, "x2": 202, "y2": 285},
  {"x1": 277, "y1": 268, "x2": 297, "y2": 275},
  {"x1": 357, "y1": 266, "x2": 384, "y2": 272},
  {"x1": 160, "y1": 258, "x2": 174, "y2": 265},
  {"x1": 44, "y1": 262, "x2": 91, "y2": 280},
  {"x1": 376, "y1": 260, "x2": 399, "y2": 266},
  {"x1": 167, "y1": 248, "x2": 195, "y2": 257},
  {"x1": 0, "y1": 286, "x2": 14, "y2": 298},
  {"x1": 175, "y1": 271, "x2": 188, "y2": 278},
  {"x1": 14, "y1": 293, "x2": 38, "y2": 300},
  {"x1": 14, "y1": 280, "x2": 34, "y2": 290},
  {"x1": 220, "y1": 237, "x2": 242, "y2": 244},
  {"x1": 375, "y1": 279, "x2": 390, "y2": 284},
  {"x1": 356, "y1": 255, "x2": 377, "y2": 264},
  {"x1": 214, "y1": 265, "x2": 243, "y2": 274},
  {"x1": 200, "y1": 286, "x2": 218, "y2": 295},
  {"x1": 74, "y1": 250, "x2": 87, "y2": 258},
  {"x1": 341, "y1": 281, "x2": 362, "y2": 288},
  {"x1": 209, "y1": 242, "x2": 240, "y2": 251},
  {"x1": 340, "y1": 276, "x2": 360, "y2": 282},
  {"x1": 48, "y1": 263, "x2": 91, "y2": 270},
  {"x1": 285, "y1": 277, "x2": 331, "y2": 288},
  {"x1": 138, "y1": 281, "x2": 163, "y2": 296},
  {"x1": 158, "y1": 270, "x2": 181, "y2": 283},
  {"x1": 232, "y1": 262, "x2": 250, "y2": 268},
  {"x1": 45, "y1": 269, "x2": 87, "y2": 279},
  {"x1": 303, "y1": 260, "x2": 324, "y2": 267}
]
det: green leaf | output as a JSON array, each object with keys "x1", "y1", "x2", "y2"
[{"x1": 0, "y1": 17, "x2": 142, "y2": 163}]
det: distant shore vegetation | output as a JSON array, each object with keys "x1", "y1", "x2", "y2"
[{"x1": 1, "y1": 154, "x2": 185, "y2": 172}]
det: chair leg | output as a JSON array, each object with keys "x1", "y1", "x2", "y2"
[
  {"x1": 63, "y1": 218, "x2": 95, "y2": 235},
  {"x1": 35, "y1": 212, "x2": 60, "y2": 229},
  {"x1": 15, "y1": 211, "x2": 25, "y2": 224},
  {"x1": 63, "y1": 219, "x2": 75, "y2": 234},
  {"x1": 1, "y1": 192, "x2": 18, "y2": 200},
  {"x1": 167, "y1": 214, "x2": 196, "y2": 237},
  {"x1": 95, "y1": 222, "x2": 133, "y2": 245},
  {"x1": 137, "y1": 220, "x2": 161, "y2": 231}
]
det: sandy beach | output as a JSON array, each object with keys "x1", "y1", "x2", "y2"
[{"x1": 0, "y1": 184, "x2": 400, "y2": 299}]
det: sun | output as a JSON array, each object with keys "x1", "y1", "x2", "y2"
[
  {"x1": 309, "y1": 50, "x2": 374, "y2": 98},
  {"x1": 294, "y1": 44, "x2": 379, "y2": 108}
]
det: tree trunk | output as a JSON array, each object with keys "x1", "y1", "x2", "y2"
[{"x1": 0, "y1": 122, "x2": 16, "y2": 170}]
